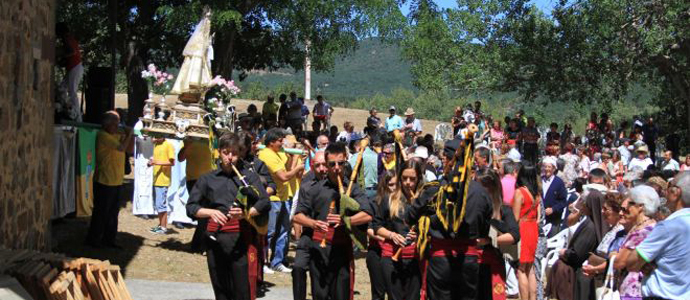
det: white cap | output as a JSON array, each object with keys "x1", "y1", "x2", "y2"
[
  {"x1": 542, "y1": 156, "x2": 557, "y2": 168},
  {"x1": 413, "y1": 146, "x2": 429, "y2": 159}
]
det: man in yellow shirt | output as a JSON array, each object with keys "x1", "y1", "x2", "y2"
[
  {"x1": 258, "y1": 128, "x2": 304, "y2": 273},
  {"x1": 86, "y1": 111, "x2": 133, "y2": 248},
  {"x1": 262, "y1": 95, "x2": 279, "y2": 124},
  {"x1": 149, "y1": 137, "x2": 175, "y2": 234},
  {"x1": 179, "y1": 138, "x2": 216, "y2": 251}
]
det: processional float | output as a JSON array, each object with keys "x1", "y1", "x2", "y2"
[{"x1": 139, "y1": 10, "x2": 234, "y2": 140}]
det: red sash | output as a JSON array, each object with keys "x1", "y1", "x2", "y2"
[
  {"x1": 207, "y1": 219, "x2": 260, "y2": 300},
  {"x1": 420, "y1": 238, "x2": 479, "y2": 300},
  {"x1": 312, "y1": 227, "x2": 356, "y2": 300},
  {"x1": 381, "y1": 240, "x2": 417, "y2": 259},
  {"x1": 312, "y1": 227, "x2": 351, "y2": 246},
  {"x1": 477, "y1": 248, "x2": 507, "y2": 300},
  {"x1": 207, "y1": 219, "x2": 240, "y2": 233}
]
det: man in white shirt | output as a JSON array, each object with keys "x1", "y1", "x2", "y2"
[
  {"x1": 660, "y1": 150, "x2": 680, "y2": 171},
  {"x1": 628, "y1": 144, "x2": 654, "y2": 170},
  {"x1": 403, "y1": 107, "x2": 423, "y2": 135}
]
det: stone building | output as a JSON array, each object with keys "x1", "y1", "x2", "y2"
[{"x1": 0, "y1": 0, "x2": 56, "y2": 251}]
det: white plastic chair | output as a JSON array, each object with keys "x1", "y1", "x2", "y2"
[
  {"x1": 540, "y1": 217, "x2": 586, "y2": 276},
  {"x1": 434, "y1": 123, "x2": 453, "y2": 142}
]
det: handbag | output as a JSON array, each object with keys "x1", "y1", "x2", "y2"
[{"x1": 598, "y1": 255, "x2": 621, "y2": 300}]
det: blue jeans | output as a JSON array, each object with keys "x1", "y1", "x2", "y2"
[{"x1": 267, "y1": 200, "x2": 291, "y2": 268}]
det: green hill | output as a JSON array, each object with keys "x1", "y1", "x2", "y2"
[{"x1": 236, "y1": 39, "x2": 415, "y2": 103}]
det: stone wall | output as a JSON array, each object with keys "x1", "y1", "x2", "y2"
[{"x1": 0, "y1": 0, "x2": 56, "y2": 251}]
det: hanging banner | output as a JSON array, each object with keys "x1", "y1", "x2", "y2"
[{"x1": 76, "y1": 127, "x2": 98, "y2": 217}]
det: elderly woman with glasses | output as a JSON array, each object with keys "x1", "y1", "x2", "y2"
[{"x1": 613, "y1": 185, "x2": 661, "y2": 300}]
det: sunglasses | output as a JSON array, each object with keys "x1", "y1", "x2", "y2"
[
  {"x1": 327, "y1": 161, "x2": 346, "y2": 167},
  {"x1": 383, "y1": 152, "x2": 393, "y2": 156}
]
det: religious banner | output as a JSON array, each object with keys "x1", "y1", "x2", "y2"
[{"x1": 76, "y1": 127, "x2": 98, "y2": 217}]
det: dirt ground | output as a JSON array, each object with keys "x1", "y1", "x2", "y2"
[
  {"x1": 114, "y1": 94, "x2": 442, "y2": 136},
  {"x1": 50, "y1": 180, "x2": 375, "y2": 299}
]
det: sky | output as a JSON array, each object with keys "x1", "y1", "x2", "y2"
[{"x1": 401, "y1": 0, "x2": 558, "y2": 15}]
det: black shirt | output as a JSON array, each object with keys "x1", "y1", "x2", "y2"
[
  {"x1": 372, "y1": 194, "x2": 413, "y2": 236},
  {"x1": 492, "y1": 205, "x2": 521, "y2": 244},
  {"x1": 296, "y1": 176, "x2": 374, "y2": 238},
  {"x1": 405, "y1": 179, "x2": 492, "y2": 240},
  {"x1": 186, "y1": 164, "x2": 271, "y2": 220}
]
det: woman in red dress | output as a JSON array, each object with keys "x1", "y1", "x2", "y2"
[{"x1": 512, "y1": 164, "x2": 540, "y2": 300}]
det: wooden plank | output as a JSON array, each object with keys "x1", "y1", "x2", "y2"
[
  {"x1": 81, "y1": 264, "x2": 104, "y2": 300},
  {"x1": 92, "y1": 270, "x2": 114, "y2": 300},
  {"x1": 102, "y1": 269, "x2": 122, "y2": 300},
  {"x1": 108, "y1": 267, "x2": 132, "y2": 300},
  {"x1": 40, "y1": 268, "x2": 59, "y2": 300}
]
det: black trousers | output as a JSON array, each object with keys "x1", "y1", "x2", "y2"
[
  {"x1": 187, "y1": 180, "x2": 208, "y2": 253},
  {"x1": 86, "y1": 182, "x2": 122, "y2": 245},
  {"x1": 366, "y1": 246, "x2": 386, "y2": 300},
  {"x1": 207, "y1": 233, "x2": 250, "y2": 300},
  {"x1": 382, "y1": 257, "x2": 421, "y2": 300},
  {"x1": 309, "y1": 243, "x2": 352, "y2": 300},
  {"x1": 292, "y1": 236, "x2": 311, "y2": 300},
  {"x1": 426, "y1": 255, "x2": 479, "y2": 300}
]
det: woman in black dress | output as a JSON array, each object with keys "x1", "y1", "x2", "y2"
[{"x1": 373, "y1": 160, "x2": 426, "y2": 300}]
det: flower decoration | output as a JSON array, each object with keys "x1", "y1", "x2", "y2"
[{"x1": 141, "y1": 63, "x2": 175, "y2": 96}]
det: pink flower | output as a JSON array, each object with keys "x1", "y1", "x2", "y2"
[
  {"x1": 148, "y1": 64, "x2": 156, "y2": 72},
  {"x1": 167, "y1": 74, "x2": 174, "y2": 80}
]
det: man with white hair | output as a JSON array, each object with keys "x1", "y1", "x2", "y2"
[
  {"x1": 626, "y1": 172, "x2": 690, "y2": 300},
  {"x1": 541, "y1": 156, "x2": 568, "y2": 237}
]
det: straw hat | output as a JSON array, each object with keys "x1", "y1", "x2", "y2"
[
  {"x1": 636, "y1": 145, "x2": 649, "y2": 154},
  {"x1": 404, "y1": 108, "x2": 415, "y2": 115}
]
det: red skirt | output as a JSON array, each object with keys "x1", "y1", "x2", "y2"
[{"x1": 519, "y1": 221, "x2": 538, "y2": 263}]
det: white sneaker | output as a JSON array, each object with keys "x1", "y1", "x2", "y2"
[
  {"x1": 263, "y1": 265, "x2": 275, "y2": 274},
  {"x1": 272, "y1": 264, "x2": 292, "y2": 273}
]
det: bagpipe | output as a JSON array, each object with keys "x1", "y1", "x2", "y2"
[
  {"x1": 415, "y1": 124, "x2": 479, "y2": 257},
  {"x1": 320, "y1": 138, "x2": 369, "y2": 250},
  {"x1": 207, "y1": 162, "x2": 269, "y2": 241}
]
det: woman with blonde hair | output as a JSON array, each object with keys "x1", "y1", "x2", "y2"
[
  {"x1": 366, "y1": 170, "x2": 398, "y2": 300},
  {"x1": 373, "y1": 159, "x2": 426, "y2": 300}
]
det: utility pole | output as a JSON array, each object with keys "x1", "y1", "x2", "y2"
[{"x1": 304, "y1": 40, "x2": 311, "y2": 101}]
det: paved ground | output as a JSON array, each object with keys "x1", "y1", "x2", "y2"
[{"x1": 126, "y1": 279, "x2": 292, "y2": 300}]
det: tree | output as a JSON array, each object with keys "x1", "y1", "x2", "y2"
[
  {"x1": 57, "y1": 0, "x2": 406, "y2": 124},
  {"x1": 401, "y1": 0, "x2": 689, "y2": 147}
]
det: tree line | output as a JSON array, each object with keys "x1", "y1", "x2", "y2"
[{"x1": 58, "y1": 0, "x2": 688, "y2": 149}]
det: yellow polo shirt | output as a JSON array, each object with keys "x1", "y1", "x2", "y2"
[
  {"x1": 153, "y1": 140, "x2": 175, "y2": 187},
  {"x1": 262, "y1": 102, "x2": 279, "y2": 118},
  {"x1": 184, "y1": 140, "x2": 215, "y2": 181},
  {"x1": 258, "y1": 148, "x2": 296, "y2": 201},
  {"x1": 95, "y1": 130, "x2": 125, "y2": 186}
]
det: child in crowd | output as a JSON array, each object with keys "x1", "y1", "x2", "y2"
[{"x1": 149, "y1": 137, "x2": 175, "y2": 234}]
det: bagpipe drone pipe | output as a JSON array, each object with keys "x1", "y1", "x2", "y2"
[{"x1": 415, "y1": 124, "x2": 479, "y2": 257}]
